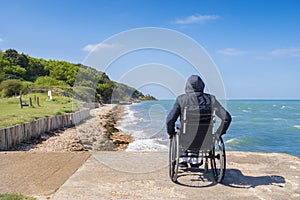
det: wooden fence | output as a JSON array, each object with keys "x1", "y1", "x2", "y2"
[{"x1": 0, "y1": 109, "x2": 90, "y2": 150}]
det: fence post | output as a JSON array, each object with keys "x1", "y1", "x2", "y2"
[
  {"x1": 29, "y1": 97, "x2": 33, "y2": 107},
  {"x1": 0, "y1": 129, "x2": 6, "y2": 150},
  {"x1": 20, "y1": 97, "x2": 23, "y2": 109}
]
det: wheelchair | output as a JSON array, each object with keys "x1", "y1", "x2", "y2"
[{"x1": 169, "y1": 106, "x2": 226, "y2": 183}]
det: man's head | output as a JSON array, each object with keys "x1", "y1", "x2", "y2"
[{"x1": 185, "y1": 75, "x2": 205, "y2": 93}]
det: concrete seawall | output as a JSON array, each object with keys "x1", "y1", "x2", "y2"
[
  {"x1": 0, "y1": 151, "x2": 299, "y2": 199},
  {"x1": 0, "y1": 109, "x2": 90, "y2": 150}
]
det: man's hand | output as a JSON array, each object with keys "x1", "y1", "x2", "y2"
[{"x1": 168, "y1": 134, "x2": 173, "y2": 139}]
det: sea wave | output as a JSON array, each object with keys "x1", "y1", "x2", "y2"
[
  {"x1": 242, "y1": 110, "x2": 251, "y2": 113},
  {"x1": 116, "y1": 100, "x2": 300, "y2": 157},
  {"x1": 118, "y1": 103, "x2": 169, "y2": 151},
  {"x1": 225, "y1": 138, "x2": 240, "y2": 145},
  {"x1": 116, "y1": 106, "x2": 143, "y2": 134},
  {"x1": 126, "y1": 139, "x2": 168, "y2": 152},
  {"x1": 293, "y1": 125, "x2": 300, "y2": 130},
  {"x1": 273, "y1": 118, "x2": 287, "y2": 121}
]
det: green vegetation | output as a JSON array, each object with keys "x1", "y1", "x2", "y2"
[
  {"x1": 0, "y1": 79, "x2": 23, "y2": 97},
  {"x1": 0, "y1": 193, "x2": 36, "y2": 200},
  {"x1": 0, "y1": 49, "x2": 156, "y2": 103},
  {"x1": 0, "y1": 92, "x2": 76, "y2": 129},
  {"x1": 0, "y1": 48, "x2": 155, "y2": 128}
]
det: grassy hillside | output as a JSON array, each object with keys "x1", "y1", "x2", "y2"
[
  {"x1": 0, "y1": 92, "x2": 77, "y2": 129},
  {"x1": 0, "y1": 48, "x2": 156, "y2": 129},
  {"x1": 0, "y1": 49, "x2": 156, "y2": 103}
]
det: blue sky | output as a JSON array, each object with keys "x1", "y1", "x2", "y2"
[{"x1": 1, "y1": 0, "x2": 300, "y2": 99}]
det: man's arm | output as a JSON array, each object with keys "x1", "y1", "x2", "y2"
[
  {"x1": 213, "y1": 97, "x2": 232, "y2": 135},
  {"x1": 166, "y1": 98, "x2": 181, "y2": 138}
]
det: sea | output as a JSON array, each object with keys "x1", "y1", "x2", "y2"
[{"x1": 117, "y1": 100, "x2": 300, "y2": 158}]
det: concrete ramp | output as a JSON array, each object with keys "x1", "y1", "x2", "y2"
[
  {"x1": 51, "y1": 151, "x2": 300, "y2": 200},
  {"x1": 0, "y1": 152, "x2": 90, "y2": 197}
]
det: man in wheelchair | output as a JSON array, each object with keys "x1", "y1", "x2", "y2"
[{"x1": 166, "y1": 75, "x2": 231, "y2": 169}]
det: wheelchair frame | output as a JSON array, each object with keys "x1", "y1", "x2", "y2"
[{"x1": 168, "y1": 109, "x2": 226, "y2": 183}]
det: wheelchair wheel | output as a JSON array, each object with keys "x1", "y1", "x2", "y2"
[
  {"x1": 169, "y1": 134, "x2": 179, "y2": 182},
  {"x1": 210, "y1": 137, "x2": 226, "y2": 183}
]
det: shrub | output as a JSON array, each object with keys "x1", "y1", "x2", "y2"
[
  {"x1": 20, "y1": 81, "x2": 33, "y2": 95},
  {"x1": 0, "y1": 79, "x2": 22, "y2": 97},
  {"x1": 34, "y1": 76, "x2": 67, "y2": 87}
]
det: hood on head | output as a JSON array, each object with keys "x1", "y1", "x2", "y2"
[{"x1": 185, "y1": 75, "x2": 205, "y2": 93}]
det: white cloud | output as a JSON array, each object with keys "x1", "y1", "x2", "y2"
[
  {"x1": 270, "y1": 47, "x2": 300, "y2": 57},
  {"x1": 217, "y1": 48, "x2": 248, "y2": 56},
  {"x1": 82, "y1": 43, "x2": 114, "y2": 52},
  {"x1": 0, "y1": 38, "x2": 3, "y2": 43},
  {"x1": 174, "y1": 14, "x2": 220, "y2": 25}
]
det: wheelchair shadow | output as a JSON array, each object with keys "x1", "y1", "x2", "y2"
[
  {"x1": 222, "y1": 168, "x2": 286, "y2": 188},
  {"x1": 175, "y1": 168, "x2": 285, "y2": 188},
  {"x1": 176, "y1": 167, "x2": 218, "y2": 188}
]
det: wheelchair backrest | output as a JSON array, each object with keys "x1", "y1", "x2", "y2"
[{"x1": 179, "y1": 104, "x2": 215, "y2": 152}]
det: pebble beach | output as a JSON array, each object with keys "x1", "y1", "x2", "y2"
[{"x1": 13, "y1": 104, "x2": 133, "y2": 152}]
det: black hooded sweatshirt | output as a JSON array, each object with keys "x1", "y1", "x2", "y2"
[{"x1": 166, "y1": 75, "x2": 232, "y2": 135}]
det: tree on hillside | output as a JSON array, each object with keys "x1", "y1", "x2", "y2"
[
  {"x1": 97, "y1": 83, "x2": 113, "y2": 103},
  {"x1": 74, "y1": 66, "x2": 101, "y2": 88},
  {"x1": 25, "y1": 57, "x2": 49, "y2": 81},
  {"x1": 46, "y1": 60, "x2": 79, "y2": 86},
  {"x1": 2, "y1": 65, "x2": 27, "y2": 80},
  {"x1": 4, "y1": 49, "x2": 29, "y2": 68},
  {"x1": 0, "y1": 49, "x2": 28, "y2": 81},
  {"x1": 0, "y1": 57, "x2": 12, "y2": 82},
  {"x1": 98, "y1": 72, "x2": 111, "y2": 84}
]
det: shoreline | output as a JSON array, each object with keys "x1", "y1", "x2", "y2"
[
  {"x1": 100, "y1": 104, "x2": 134, "y2": 151},
  {"x1": 12, "y1": 104, "x2": 134, "y2": 152},
  {"x1": 10, "y1": 102, "x2": 300, "y2": 158}
]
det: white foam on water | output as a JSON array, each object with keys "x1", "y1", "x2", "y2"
[
  {"x1": 293, "y1": 125, "x2": 300, "y2": 130},
  {"x1": 131, "y1": 130, "x2": 151, "y2": 139},
  {"x1": 122, "y1": 106, "x2": 137, "y2": 122},
  {"x1": 116, "y1": 106, "x2": 142, "y2": 133},
  {"x1": 273, "y1": 118, "x2": 286, "y2": 121},
  {"x1": 126, "y1": 138, "x2": 169, "y2": 152},
  {"x1": 225, "y1": 138, "x2": 240, "y2": 144},
  {"x1": 242, "y1": 110, "x2": 251, "y2": 113},
  {"x1": 117, "y1": 104, "x2": 169, "y2": 152}
]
